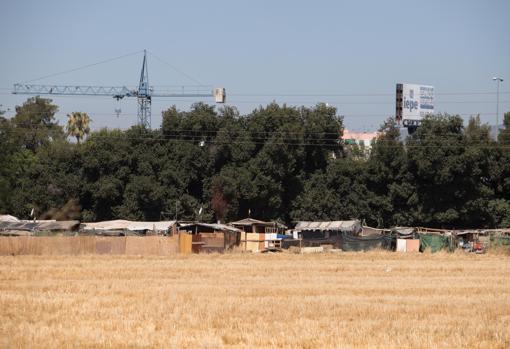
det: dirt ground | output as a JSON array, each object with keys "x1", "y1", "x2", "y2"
[{"x1": 1, "y1": 251, "x2": 509, "y2": 348}]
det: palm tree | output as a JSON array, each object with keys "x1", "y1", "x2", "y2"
[{"x1": 66, "y1": 112, "x2": 90, "y2": 144}]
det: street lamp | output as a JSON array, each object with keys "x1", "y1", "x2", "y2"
[{"x1": 493, "y1": 77, "x2": 504, "y2": 127}]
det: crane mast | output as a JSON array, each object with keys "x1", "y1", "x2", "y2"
[
  {"x1": 12, "y1": 50, "x2": 226, "y2": 128},
  {"x1": 137, "y1": 50, "x2": 151, "y2": 128}
]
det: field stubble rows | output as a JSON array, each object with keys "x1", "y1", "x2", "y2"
[{"x1": 0, "y1": 252, "x2": 509, "y2": 348}]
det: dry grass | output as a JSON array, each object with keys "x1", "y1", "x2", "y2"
[{"x1": 1, "y1": 252, "x2": 509, "y2": 348}]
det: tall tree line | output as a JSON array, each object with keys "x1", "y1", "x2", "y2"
[{"x1": 1, "y1": 96, "x2": 509, "y2": 228}]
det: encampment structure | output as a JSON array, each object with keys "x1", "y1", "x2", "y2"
[
  {"x1": 1, "y1": 211, "x2": 509, "y2": 255},
  {"x1": 0, "y1": 215, "x2": 20, "y2": 222},
  {"x1": 178, "y1": 222, "x2": 241, "y2": 253},
  {"x1": 80, "y1": 220, "x2": 178, "y2": 236},
  {"x1": 229, "y1": 218, "x2": 287, "y2": 252},
  {"x1": 289, "y1": 220, "x2": 362, "y2": 248},
  {"x1": 0, "y1": 220, "x2": 80, "y2": 236}
]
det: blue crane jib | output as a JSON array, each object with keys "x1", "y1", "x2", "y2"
[{"x1": 12, "y1": 50, "x2": 226, "y2": 128}]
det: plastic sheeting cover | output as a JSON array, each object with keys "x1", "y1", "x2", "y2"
[
  {"x1": 294, "y1": 220, "x2": 361, "y2": 232},
  {"x1": 420, "y1": 234, "x2": 454, "y2": 253},
  {"x1": 82, "y1": 220, "x2": 176, "y2": 232},
  {"x1": 341, "y1": 233, "x2": 392, "y2": 252}
]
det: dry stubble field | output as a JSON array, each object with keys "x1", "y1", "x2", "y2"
[{"x1": 0, "y1": 252, "x2": 509, "y2": 348}]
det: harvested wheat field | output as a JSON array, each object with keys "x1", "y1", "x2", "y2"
[{"x1": 1, "y1": 252, "x2": 509, "y2": 348}]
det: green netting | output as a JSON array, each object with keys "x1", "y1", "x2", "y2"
[
  {"x1": 419, "y1": 234, "x2": 454, "y2": 253},
  {"x1": 341, "y1": 233, "x2": 393, "y2": 252},
  {"x1": 490, "y1": 236, "x2": 510, "y2": 246}
]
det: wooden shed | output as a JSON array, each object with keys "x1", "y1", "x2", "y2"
[
  {"x1": 229, "y1": 218, "x2": 287, "y2": 252},
  {"x1": 178, "y1": 223, "x2": 241, "y2": 253}
]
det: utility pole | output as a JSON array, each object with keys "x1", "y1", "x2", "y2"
[{"x1": 493, "y1": 77, "x2": 504, "y2": 127}]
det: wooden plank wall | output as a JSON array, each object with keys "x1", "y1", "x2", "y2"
[{"x1": 0, "y1": 236, "x2": 180, "y2": 256}]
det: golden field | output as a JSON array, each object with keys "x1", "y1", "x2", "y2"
[{"x1": 1, "y1": 252, "x2": 509, "y2": 348}]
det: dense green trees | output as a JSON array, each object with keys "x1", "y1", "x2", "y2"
[{"x1": 0, "y1": 97, "x2": 509, "y2": 228}]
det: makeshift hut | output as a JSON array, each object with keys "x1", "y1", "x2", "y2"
[
  {"x1": 0, "y1": 215, "x2": 20, "y2": 222},
  {"x1": 288, "y1": 220, "x2": 362, "y2": 249},
  {"x1": 454, "y1": 230, "x2": 481, "y2": 251},
  {"x1": 178, "y1": 223, "x2": 241, "y2": 253},
  {"x1": 390, "y1": 227, "x2": 419, "y2": 252},
  {"x1": 0, "y1": 220, "x2": 80, "y2": 236},
  {"x1": 229, "y1": 218, "x2": 287, "y2": 252},
  {"x1": 81, "y1": 220, "x2": 178, "y2": 236}
]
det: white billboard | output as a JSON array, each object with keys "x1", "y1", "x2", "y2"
[{"x1": 400, "y1": 84, "x2": 434, "y2": 121}]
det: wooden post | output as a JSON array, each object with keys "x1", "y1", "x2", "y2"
[{"x1": 245, "y1": 228, "x2": 248, "y2": 252}]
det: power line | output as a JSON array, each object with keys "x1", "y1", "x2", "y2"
[
  {"x1": 229, "y1": 91, "x2": 510, "y2": 97},
  {"x1": 3, "y1": 92, "x2": 510, "y2": 105},
  {"x1": 18, "y1": 50, "x2": 144, "y2": 84},
  {"x1": 49, "y1": 134, "x2": 510, "y2": 149},
  {"x1": 2, "y1": 86, "x2": 509, "y2": 96},
  {"x1": 147, "y1": 51, "x2": 204, "y2": 86},
  {"x1": 4, "y1": 120, "x2": 505, "y2": 143},
  {"x1": 0, "y1": 108, "x2": 502, "y2": 118}
]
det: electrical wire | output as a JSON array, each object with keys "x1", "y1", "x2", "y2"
[
  {"x1": 147, "y1": 51, "x2": 204, "y2": 86},
  {"x1": 3, "y1": 129, "x2": 507, "y2": 149},
  {"x1": 0, "y1": 108, "x2": 502, "y2": 118},
  {"x1": 3, "y1": 120, "x2": 506, "y2": 145},
  {"x1": 2, "y1": 86, "x2": 509, "y2": 96},
  {"x1": 17, "y1": 50, "x2": 145, "y2": 84},
  {"x1": 229, "y1": 91, "x2": 510, "y2": 97}
]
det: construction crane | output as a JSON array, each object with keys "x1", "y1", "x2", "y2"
[{"x1": 12, "y1": 50, "x2": 226, "y2": 128}]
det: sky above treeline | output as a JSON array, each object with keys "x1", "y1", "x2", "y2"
[{"x1": 0, "y1": 0, "x2": 509, "y2": 131}]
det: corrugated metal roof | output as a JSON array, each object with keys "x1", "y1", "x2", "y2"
[
  {"x1": 294, "y1": 220, "x2": 360, "y2": 232},
  {"x1": 392, "y1": 227, "x2": 416, "y2": 235},
  {"x1": 179, "y1": 222, "x2": 242, "y2": 233},
  {"x1": 81, "y1": 220, "x2": 177, "y2": 232},
  {"x1": 0, "y1": 220, "x2": 80, "y2": 231},
  {"x1": 230, "y1": 218, "x2": 271, "y2": 226},
  {"x1": 229, "y1": 218, "x2": 287, "y2": 229}
]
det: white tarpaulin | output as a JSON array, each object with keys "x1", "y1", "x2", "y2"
[
  {"x1": 294, "y1": 220, "x2": 361, "y2": 233},
  {"x1": 0, "y1": 215, "x2": 20, "y2": 222},
  {"x1": 82, "y1": 220, "x2": 176, "y2": 232}
]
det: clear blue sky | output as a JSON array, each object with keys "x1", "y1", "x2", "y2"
[{"x1": 1, "y1": 0, "x2": 509, "y2": 131}]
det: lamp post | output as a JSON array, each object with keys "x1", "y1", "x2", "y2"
[{"x1": 493, "y1": 77, "x2": 504, "y2": 127}]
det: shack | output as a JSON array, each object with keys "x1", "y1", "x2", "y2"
[
  {"x1": 416, "y1": 227, "x2": 455, "y2": 253},
  {"x1": 178, "y1": 223, "x2": 241, "y2": 253},
  {"x1": 229, "y1": 218, "x2": 287, "y2": 252},
  {"x1": 0, "y1": 220, "x2": 80, "y2": 236},
  {"x1": 289, "y1": 220, "x2": 362, "y2": 248},
  {"x1": 0, "y1": 215, "x2": 20, "y2": 222},
  {"x1": 390, "y1": 227, "x2": 419, "y2": 252},
  {"x1": 81, "y1": 220, "x2": 178, "y2": 236}
]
